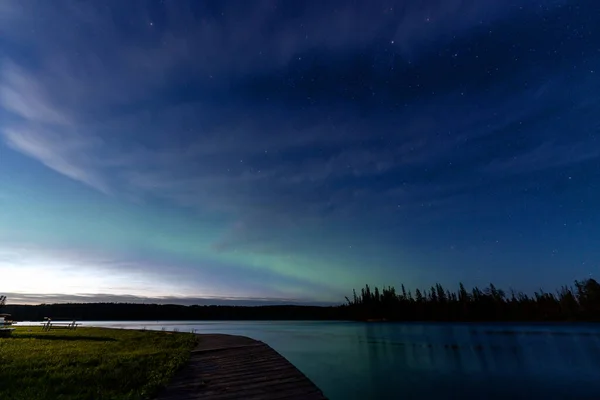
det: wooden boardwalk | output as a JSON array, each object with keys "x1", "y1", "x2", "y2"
[{"x1": 155, "y1": 334, "x2": 327, "y2": 400}]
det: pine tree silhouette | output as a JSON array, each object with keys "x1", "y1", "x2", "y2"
[{"x1": 344, "y1": 279, "x2": 600, "y2": 322}]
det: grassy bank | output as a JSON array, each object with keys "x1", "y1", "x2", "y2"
[{"x1": 0, "y1": 326, "x2": 197, "y2": 400}]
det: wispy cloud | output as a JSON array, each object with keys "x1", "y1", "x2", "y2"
[
  {"x1": 0, "y1": 61, "x2": 110, "y2": 192},
  {"x1": 485, "y1": 139, "x2": 600, "y2": 175},
  {"x1": 0, "y1": 63, "x2": 72, "y2": 125},
  {"x1": 2, "y1": 127, "x2": 109, "y2": 193}
]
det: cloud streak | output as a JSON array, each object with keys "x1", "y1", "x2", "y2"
[{"x1": 2, "y1": 127, "x2": 109, "y2": 193}]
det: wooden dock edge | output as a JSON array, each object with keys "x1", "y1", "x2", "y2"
[{"x1": 155, "y1": 333, "x2": 328, "y2": 400}]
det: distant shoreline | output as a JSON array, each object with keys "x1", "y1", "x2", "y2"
[{"x1": 4, "y1": 278, "x2": 600, "y2": 324}]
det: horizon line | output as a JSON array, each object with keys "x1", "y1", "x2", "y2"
[{"x1": 1, "y1": 292, "x2": 341, "y2": 307}]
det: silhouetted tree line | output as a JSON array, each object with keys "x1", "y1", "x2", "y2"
[
  {"x1": 4, "y1": 303, "x2": 343, "y2": 322},
  {"x1": 4, "y1": 279, "x2": 600, "y2": 322},
  {"x1": 343, "y1": 279, "x2": 600, "y2": 322}
]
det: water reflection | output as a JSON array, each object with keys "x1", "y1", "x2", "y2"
[{"x1": 355, "y1": 322, "x2": 600, "y2": 399}]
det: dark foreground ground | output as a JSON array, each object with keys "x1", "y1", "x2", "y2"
[
  {"x1": 0, "y1": 327, "x2": 197, "y2": 400},
  {"x1": 155, "y1": 333, "x2": 327, "y2": 400}
]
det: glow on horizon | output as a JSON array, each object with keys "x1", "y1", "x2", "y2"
[{"x1": 0, "y1": 248, "x2": 186, "y2": 297}]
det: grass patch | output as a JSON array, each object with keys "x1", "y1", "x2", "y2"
[{"x1": 0, "y1": 326, "x2": 198, "y2": 400}]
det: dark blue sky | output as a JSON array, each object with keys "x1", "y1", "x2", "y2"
[{"x1": 1, "y1": 0, "x2": 599, "y2": 304}]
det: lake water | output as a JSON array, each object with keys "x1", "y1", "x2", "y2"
[{"x1": 22, "y1": 320, "x2": 600, "y2": 399}]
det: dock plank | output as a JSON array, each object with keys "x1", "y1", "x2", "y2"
[{"x1": 155, "y1": 334, "x2": 327, "y2": 400}]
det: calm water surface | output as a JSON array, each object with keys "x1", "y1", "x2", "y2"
[{"x1": 48, "y1": 321, "x2": 600, "y2": 399}]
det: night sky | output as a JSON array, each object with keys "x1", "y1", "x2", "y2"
[{"x1": 1, "y1": 1, "x2": 599, "y2": 304}]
